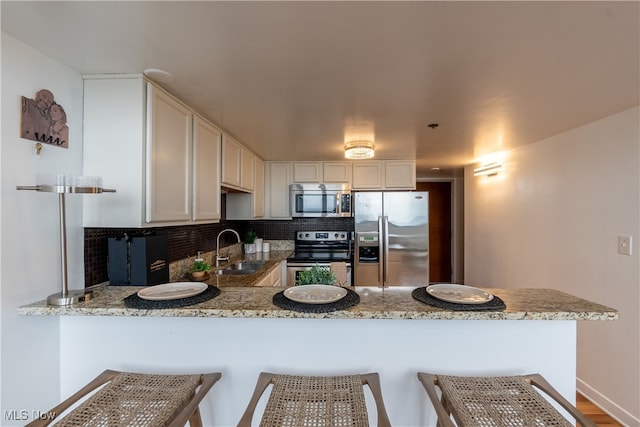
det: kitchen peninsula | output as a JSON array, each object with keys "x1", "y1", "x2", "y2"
[{"x1": 18, "y1": 285, "x2": 616, "y2": 426}]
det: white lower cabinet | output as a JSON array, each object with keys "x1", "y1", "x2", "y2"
[
  {"x1": 255, "y1": 261, "x2": 284, "y2": 287},
  {"x1": 83, "y1": 75, "x2": 221, "y2": 227}
]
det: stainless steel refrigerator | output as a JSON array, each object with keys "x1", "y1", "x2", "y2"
[{"x1": 354, "y1": 192, "x2": 429, "y2": 287}]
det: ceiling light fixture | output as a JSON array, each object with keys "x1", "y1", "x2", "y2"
[
  {"x1": 344, "y1": 140, "x2": 374, "y2": 159},
  {"x1": 474, "y1": 162, "x2": 502, "y2": 177},
  {"x1": 143, "y1": 68, "x2": 174, "y2": 83}
]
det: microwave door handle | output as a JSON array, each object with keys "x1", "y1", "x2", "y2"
[
  {"x1": 336, "y1": 193, "x2": 341, "y2": 215},
  {"x1": 378, "y1": 216, "x2": 384, "y2": 286}
]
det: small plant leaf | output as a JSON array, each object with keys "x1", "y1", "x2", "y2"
[{"x1": 296, "y1": 266, "x2": 337, "y2": 285}]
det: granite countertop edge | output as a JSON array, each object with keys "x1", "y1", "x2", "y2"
[{"x1": 17, "y1": 286, "x2": 619, "y2": 321}]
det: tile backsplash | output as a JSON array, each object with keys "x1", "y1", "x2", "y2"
[{"x1": 84, "y1": 217, "x2": 353, "y2": 286}]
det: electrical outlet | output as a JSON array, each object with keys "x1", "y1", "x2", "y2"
[{"x1": 618, "y1": 235, "x2": 632, "y2": 256}]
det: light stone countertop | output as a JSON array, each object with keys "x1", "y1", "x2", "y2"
[{"x1": 17, "y1": 285, "x2": 618, "y2": 321}]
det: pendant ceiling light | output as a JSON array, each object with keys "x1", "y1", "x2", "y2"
[{"x1": 344, "y1": 140, "x2": 374, "y2": 159}]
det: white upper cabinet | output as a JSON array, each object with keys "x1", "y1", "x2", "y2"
[
  {"x1": 222, "y1": 134, "x2": 256, "y2": 193},
  {"x1": 241, "y1": 146, "x2": 255, "y2": 191},
  {"x1": 384, "y1": 160, "x2": 416, "y2": 189},
  {"x1": 253, "y1": 157, "x2": 265, "y2": 217},
  {"x1": 323, "y1": 162, "x2": 352, "y2": 183},
  {"x1": 294, "y1": 161, "x2": 352, "y2": 184},
  {"x1": 83, "y1": 75, "x2": 222, "y2": 227},
  {"x1": 221, "y1": 134, "x2": 242, "y2": 189},
  {"x1": 192, "y1": 116, "x2": 222, "y2": 221},
  {"x1": 226, "y1": 152, "x2": 266, "y2": 219},
  {"x1": 145, "y1": 83, "x2": 192, "y2": 223},
  {"x1": 265, "y1": 162, "x2": 293, "y2": 219},
  {"x1": 293, "y1": 162, "x2": 322, "y2": 182},
  {"x1": 352, "y1": 161, "x2": 384, "y2": 189},
  {"x1": 352, "y1": 160, "x2": 416, "y2": 190}
]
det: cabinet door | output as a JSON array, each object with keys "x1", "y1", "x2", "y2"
[
  {"x1": 241, "y1": 146, "x2": 255, "y2": 191},
  {"x1": 256, "y1": 263, "x2": 277, "y2": 287},
  {"x1": 146, "y1": 83, "x2": 192, "y2": 223},
  {"x1": 323, "y1": 162, "x2": 352, "y2": 183},
  {"x1": 294, "y1": 162, "x2": 322, "y2": 182},
  {"x1": 352, "y1": 161, "x2": 383, "y2": 189},
  {"x1": 269, "y1": 162, "x2": 292, "y2": 218},
  {"x1": 384, "y1": 161, "x2": 416, "y2": 189},
  {"x1": 271, "y1": 263, "x2": 283, "y2": 286},
  {"x1": 222, "y1": 134, "x2": 242, "y2": 187},
  {"x1": 83, "y1": 76, "x2": 146, "y2": 227},
  {"x1": 253, "y1": 157, "x2": 265, "y2": 217},
  {"x1": 192, "y1": 116, "x2": 221, "y2": 221}
]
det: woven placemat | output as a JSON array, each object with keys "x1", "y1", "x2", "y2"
[
  {"x1": 273, "y1": 287, "x2": 360, "y2": 313},
  {"x1": 412, "y1": 286, "x2": 506, "y2": 311},
  {"x1": 124, "y1": 285, "x2": 220, "y2": 309}
]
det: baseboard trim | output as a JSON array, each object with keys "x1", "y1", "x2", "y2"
[{"x1": 577, "y1": 377, "x2": 639, "y2": 426}]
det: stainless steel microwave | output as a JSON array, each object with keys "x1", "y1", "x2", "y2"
[{"x1": 289, "y1": 183, "x2": 352, "y2": 218}]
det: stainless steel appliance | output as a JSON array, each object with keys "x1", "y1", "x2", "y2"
[
  {"x1": 289, "y1": 183, "x2": 352, "y2": 218},
  {"x1": 354, "y1": 192, "x2": 429, "y2": 287},
  {"x1": 286, "y1": 231, "x2": 353, "y2": 285}
]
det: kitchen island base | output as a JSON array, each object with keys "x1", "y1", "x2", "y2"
[{"x1": 60, "y1": 316, "x2": 576, "y2": 426}]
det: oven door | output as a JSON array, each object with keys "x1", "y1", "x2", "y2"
[{"x1": 286, "y1": 262, "x2": 352, "y2": 286}]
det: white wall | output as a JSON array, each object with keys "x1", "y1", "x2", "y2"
[
  {"x1": 464, "y1": 107, "x2": 640, "y2": 425},
  {"x1": 1, "y1": 33, "x2": 84, "y2": 424}
]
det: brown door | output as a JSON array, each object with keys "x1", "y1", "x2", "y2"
[{"x1": 416, "y1": 182, "x2": 452, "y2": 282}]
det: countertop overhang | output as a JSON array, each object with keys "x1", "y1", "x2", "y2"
[{"x1": 18, "y1": 285, "x2": 618, "y2": 321}]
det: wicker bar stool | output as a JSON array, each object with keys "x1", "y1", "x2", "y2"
[
  {"x1": 26, "y1": 369, "x2": 222, "y2": 427},
  {"x1": 237, "y1": 372, "x2": 392, "y2": 427},
  {"x1": 417, "y1": 372, "x2": 597, "y2": 427}
]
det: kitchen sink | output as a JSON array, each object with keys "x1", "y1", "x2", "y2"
[{"x1": 217, "y1": 260, "x2": 266, "y2": 276}]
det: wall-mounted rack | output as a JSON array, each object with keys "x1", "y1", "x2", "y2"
[{"x1": 17, "y1": 182, "x2": 115, "y2": 305}]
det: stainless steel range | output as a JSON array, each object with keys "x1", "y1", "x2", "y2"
[{"x1": 286, "y1": 231, "x2": 353, "y2": 286}]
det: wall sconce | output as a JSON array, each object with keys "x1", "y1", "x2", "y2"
[
  {"x1": 474, "y1": 162, "x2": 502, "y2": 177},
  {"x1": 344, "y1": 140, "x2": 374, "y2": 159}
]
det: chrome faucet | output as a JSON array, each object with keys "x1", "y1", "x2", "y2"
[{"x1": 215, "y1": 228, "x2": 241, "y2": 269}]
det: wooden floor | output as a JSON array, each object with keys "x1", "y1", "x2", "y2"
[{"x1": 577, "y1": 393, "x2": 621, "y2": 427}]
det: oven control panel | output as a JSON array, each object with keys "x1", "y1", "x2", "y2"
[{"x1": 296, "y1": 231, "x2": 350, "y2": 242}]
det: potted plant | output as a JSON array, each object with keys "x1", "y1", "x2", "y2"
[
  {"x1": 296, "y1": 265, "x2": 337, "y2": 286},
  {"x1": 189, "y1": 257, "x2": 211, "y2": 279},
  {"x1": 244, "y1": 230, "x2": 258, "y2": 254}
]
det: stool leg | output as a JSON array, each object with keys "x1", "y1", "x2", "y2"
[
  {"x1": 438, "y1": 395, "x2": 452, "y2": 427},
  {"x1": 188, "y1": 406, "x2": 203, "y2": 427}
]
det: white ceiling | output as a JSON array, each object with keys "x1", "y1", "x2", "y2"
[{"x1": 2, "y1": 1, "x2": 638, "y2": 177}]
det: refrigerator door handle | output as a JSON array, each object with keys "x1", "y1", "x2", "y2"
[
  {"x1": 383, "y1": 216, "x2": 389, "y2": 286},
  {"x1": 378, "y1": 216, "x2": 384, "y2": 285}
]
